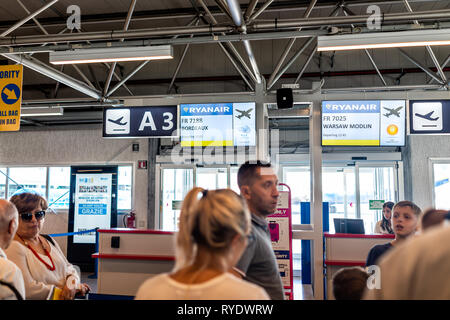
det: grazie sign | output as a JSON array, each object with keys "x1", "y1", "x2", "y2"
[
  {"x1": 0, "y1": 65, "x2": 23, "y2": 131},
  {"x1": 102, "y1": 105, "x2": 178, "y2": 138}
]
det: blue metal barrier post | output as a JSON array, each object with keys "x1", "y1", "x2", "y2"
[{"x1": 88, "y1": 228, "x2": 99, "y2": 279}]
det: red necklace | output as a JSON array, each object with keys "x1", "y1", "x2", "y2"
[{"x1": 17, "y1": 234, "x2": 56, "y2": 271}]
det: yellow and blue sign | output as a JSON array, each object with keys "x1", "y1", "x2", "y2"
[{"x1": 0, "y1": 65, "x2": 23, "y2": 131}]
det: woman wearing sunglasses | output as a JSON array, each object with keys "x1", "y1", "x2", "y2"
[{"x1": 5, "y1": 192, "x2": 90, "y2": 300}]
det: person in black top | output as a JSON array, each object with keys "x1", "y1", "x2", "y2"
[{"x1": 366, "y1": 200, "x2": 421, "y2": 267}]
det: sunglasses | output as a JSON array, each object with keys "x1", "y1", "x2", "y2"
[{"x1": 20, "y1": 211, "x2": 46, "y2": 221}]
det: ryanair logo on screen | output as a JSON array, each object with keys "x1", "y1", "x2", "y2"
[
  {"x1": 181, "y1": 103, "x2": 233, "y2": 116},
  {"x1": 322, "y1": 101, "x2": 380, "y2": 113}
]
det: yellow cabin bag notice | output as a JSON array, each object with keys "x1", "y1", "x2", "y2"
[{"x1": 0, "y1": 65, "x2": 23, "y2": 131}]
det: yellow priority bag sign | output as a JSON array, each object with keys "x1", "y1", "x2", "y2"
[{"x1": 0, "y1": 65, "x2": 23, "y2": 131}]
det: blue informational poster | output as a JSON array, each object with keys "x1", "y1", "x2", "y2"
[
  {"x1": 321, "y1": 100, "x2": 406, "y2": 146},
  {"x1": 180, "y1": 102, "x2": 256, "y2": 147},
  {"x1": 74, "y1": 174, "x2": 113, "y2": 243}
]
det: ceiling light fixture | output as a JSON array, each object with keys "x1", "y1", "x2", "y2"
[
  {"x1": 49, "y1": 45, "x2": 173, "y2": 64},
  {"x1": 21, "y1": 107, "x2": 64, "y2": 117},
  {"x1": 317, "y1": 28, "x2": 450, "y2": 51}
]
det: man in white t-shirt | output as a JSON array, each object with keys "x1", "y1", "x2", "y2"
[{"x1": 0, "y1": 199, "x2": 25, "y2": 300}]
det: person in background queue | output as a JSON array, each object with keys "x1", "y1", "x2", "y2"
[
  {"x1": 363, "y1": 215, "x2": 450, "y2": 300},
  {"x1": 0, "y1": 199, "x2": 25, "y2": 300},
  {"x1": 366, "y1": 200, "x2": 421, "y2": 267},
  {"x1": 5, "y1": 192, "x2": 90, "y2": 300},
  {"x1": 135, "y1": 188, "x2": 269, "y2": 300},
  {"x1": 420, "y1": 208, "x2": 448, "y2": 232},
  {"x1": 232, "y1": 160, "x2": 285, "y2": 300},
  {"x1": 374, "y1": 201, "x2": 394, "y2": 234}
]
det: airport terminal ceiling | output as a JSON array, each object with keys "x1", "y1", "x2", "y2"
[{"x1": 0, "y1": 0, "x2": 449, "y2": 127}]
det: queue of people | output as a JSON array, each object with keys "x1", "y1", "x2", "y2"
[
  {"x1": 335, "y1": 201, "x2": 450, "y2": 300},
  {"x1": 1, "y1": 160, "x2": 450, "y2": 300}
]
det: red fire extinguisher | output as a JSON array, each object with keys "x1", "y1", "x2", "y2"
[{"x1": 123, "y1": 211, "x2": 136, "y2": 228}]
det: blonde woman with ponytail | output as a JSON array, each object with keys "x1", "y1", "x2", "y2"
[{"x1": 135, "y1": 187, "x2": 269, "y2": 300}]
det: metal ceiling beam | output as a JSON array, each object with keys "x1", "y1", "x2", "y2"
[
  {"x1": 74, "y1": 28, "x2": 134, "y2": 96},
  {"x1": 247, "y1": 0, "x2": 275, "y2": 24},
  {"x1": 214, "y1": 0, "x2": 235, "y2": 22},
  {"x1": 267, "y1": 0, "x2": 320, "y2": 90},
  {"x1": 15, "y1": 2, "x2": 98, "y2": 95},
  {"x1": 244, "y1": 0, "x2": 259, "y2": 22},
  {"x1": 104, "y1": 0, "x2": 138, "y2": 97},
  {"x1": 0, "y1": 0, "x2": 442, "y2": 32},
  {"x1": 294, "y1": 44, "x2": 317, "y2": 84},
  {"x1": 2, "y1": 53, "x2": 103, "y2": 99},
  {"x1": 0, "y1": 0, "x2": 102, "y2": 100},
  {"x1": 251, "y1": 9, "x2": 450, "y2": 30},
  {"x1": 105, "y1": 60, "x2": 150, "y2": 98},
  {"x1": 167, "y1": 18, "x2": 200, "y2": 94},
  {"x1": 1, "y1": 0, "x2": 58, "y2": 37},
  {"x1": 267, "y1": 37, "x2": 315, "y2": 90},
  {"x1": 226, "y1": 0, "x2": 262, "y2": 83},
  {"x1": 402, "y1": 0, "x2": 448, "y2": 86},
  {"x1": 218, "y1": 42, "x2": 254, "y2": 91},
  {"x1": 398, "y1": 49, "x2": 445, "y2": 84},
  {"x1": 341, "y1": 6, "x2": 387, "y2": 86},
  {"x1": 197, "y1": 0, "x2": 258, "y2": 85},
  {"x1": 3, "y1": 9, "x2": 450, "y2": 47},
  {"x1": 428, "y1": 54, "x2": 450, "y2": 84}
]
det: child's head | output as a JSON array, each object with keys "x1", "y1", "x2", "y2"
[
  {"x1": 332, "y1": 267, "x2": 369, "y2": 300},
  {"x1": 392, "y1": 201, "x2": 421, "y2": 239},
  {"x1": 174, "y1": 187, "x2": 251, "y2": 272},
  {"x1": 421, "y1": 208, "x2": 448, "y2": 232}
]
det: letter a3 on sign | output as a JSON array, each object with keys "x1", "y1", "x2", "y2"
[{"x1": 102, "y1": 106, "x2": 178, "y2": 138}]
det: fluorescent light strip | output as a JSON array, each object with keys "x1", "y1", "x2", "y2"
[
  {"x1": 318, "y1": 40, "x2": 450, "y2": 51},
  {"x1": 49, "y1": 45, "x2": 173, "y2": 65},
  {"x1": 21, "y1": 107, "x2": 64, "y2": 117},
  {"x1": 51, "y1": 55, "x2": 173, "y2": 65},
  {"x1": 318, "y1": 28, "x2": 450, "y2": 51}
]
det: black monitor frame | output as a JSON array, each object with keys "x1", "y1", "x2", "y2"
[{"x1": 333, "y1": 218, "x2": 365, "y2": 234}]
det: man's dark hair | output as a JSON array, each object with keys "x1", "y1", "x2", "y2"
[
  {"x1": 237, "y1": 160, "x2": 272, "y2": 188},
  {"x1": 332, "y1": 267, "x2": 369, "y2": 300}
]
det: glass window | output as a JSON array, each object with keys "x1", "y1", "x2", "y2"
[
  {"x1": 7, "y1": 167, "x2": 47, "y2": 198},
  {"x1": 161, "y1": 168, "x2": 193, "y2": 231},
  {"x1": 433, "y1": 162, "x2": 450, "y2": 209},
  {"x1": 48, "y1": 167, "x2": 70, "y2": 209},
  {"x1": 0, "y1": 168, "x2": 6, "y2": 199},
  {"x1": 118, "y1": 166, "x2": 132, "y2": 210},
  {"x1": 359, "y1": 167, "x2": 395, "y2": 233},
  {"x1": 195, "y1": 167, "x2": 227, "y2": 190},
  {"x1": 230, "y1": 167, "x2": 240, "y2": 193},
  {"x1": 283, "y1": 167, "x2": 310, "y2": 225}
]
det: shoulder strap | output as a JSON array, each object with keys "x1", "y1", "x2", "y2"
[
  {"x1": 41, "y1": 234, "x2": 56, "y2": 247},
  {"x1": 0, "y1": 280, "x2": 24, "y2": 300}
]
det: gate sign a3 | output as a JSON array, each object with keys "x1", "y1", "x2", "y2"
[{"x1": 103, "y1": 105, "x2": 178, "y2": 138}]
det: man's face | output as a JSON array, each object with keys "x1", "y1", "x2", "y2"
[{"x1": 243, "y1": 167, "x2": 279, "y2": 217}]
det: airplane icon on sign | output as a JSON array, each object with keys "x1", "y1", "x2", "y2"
[
  {"x1": 235, "y1": 108, "x2": 253, "y2": 119},
  {"x1": 383, "y1": 106, "x2": 403, "y2": 117},
  {"x1": 108, "y1": 116, "x2": 127, "y2": 126},
  {"x1": 415, "y1": 111, "x2": 440, "y2": 121}
]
